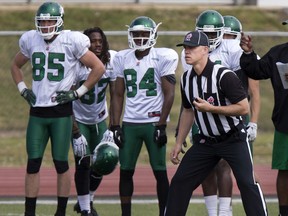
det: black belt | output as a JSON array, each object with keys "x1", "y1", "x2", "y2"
[{"x1": 198, "y1": 124, "x2": 242, "y2": 143}]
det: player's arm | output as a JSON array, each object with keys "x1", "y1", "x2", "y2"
[
  {"x1": 248, "y1": 78, "x2": 260, "y2": 124},
  {"x1": 111, "y1": 77, "x2": 125, "y2": 126},
  {"x1": 110, "y1": 77, "x2": 125, "y2": 148},
  {"x1": 108, "y1": 80, "x2": 116, "y2": 127},
  {"x1": 154, "y1": 74, "x2": 176, "y2": 147},
  {"x1": 11, "y1": 51, "x2": 29, "y2": 86},
  {"x1": 80, "y1": 50, "x2": 105, "y2": 91},
  {"x1": 194, "y1": 97, "x2": 249, "y2": 117},
  {"x1": 11, "y1": 51, "x2": 36, "y2": 106},
  {"x1": 157, "y1": 75, "x2": 176, "y2": 125},
  {"x1": 171, "y1": 107, "x2": 194, "y2": 165},
  {"x1": 56, "y1": 50, "x2": 106, "y2": 104}
]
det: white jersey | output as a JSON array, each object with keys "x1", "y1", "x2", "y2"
[
  {"x1": 19, "y1": 30, "x2": 90, "y2": 107},
  {"x1": 73, "y1": 50, "x2": 117, "y2": 125},
  {"x1": 113, "y1": 47, "x2": 178, "y2": 123},
  {"x1": 181, "y1": 39, "x2": 243, "y2": 73}
]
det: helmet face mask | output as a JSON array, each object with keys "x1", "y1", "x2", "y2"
[
  {"x1": 91, "y1": 141, "x2": 119, "y2": 176},
  {"x1": 195, "y1": 10, "x2": 224, "y2": 52},
  {"x1": 223, "y1": 15, "x2": 242, "y2": 40},
  {"x1": 35, "y1": 2, "x2": 64, "y2": 40},
  {"x1": 127, "y1": 16, "x2": 161, "y2": 51}
]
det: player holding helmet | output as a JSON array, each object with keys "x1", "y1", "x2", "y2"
[
  {"x1": 178, "y1": 10, "x2": 260, "y2": 216},
  {"x1": 10, "y1": 2, "x2": 105, "y2": 216},
  {"x1": 110, "y1": 16, "x2": 178, "y2": 216},
  {"x1": 71, "y1": 27, "x2": 117, "y2": 216}
]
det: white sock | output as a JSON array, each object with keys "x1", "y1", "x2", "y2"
[
  {"x1": 78, "y1": 194, "x2": 90, "y2": 213},
  {"x1": 89, "y1": 190, "x2": 95, "y2": 202},
  {"x1": 204, "y1": 195, "x2": 218, "y2": 216},
  {"x1": 218, "y1": 197, "x2": 232, "y2": 216},
  {"x1": 229, "y1": 204, "x2": 233, "y2": 216}
]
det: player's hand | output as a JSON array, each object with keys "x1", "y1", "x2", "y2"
[
  {"x1": 101, "y1": 129, "x2": 116, "y2": 143},
  {"x1": 240, "y1": 32, "x2": 253, "y2": 53},
  {"x1": 175, "y1": 128, "x2": 188, "y2": 154},
  {"x1": 72, "y1": 133, "x2": 87, "y2": 157},
  {"x1": 55, "y1": 90, "x2": 78, "y2": 104},
  {"x1": 110, "y1": 125, "x2": 124, "y2": 148},
  {"x1": 246, "y1": 122, "x2": 257, "y2": 142},
  {"x1": 154, "y1": 125, "x2": 167, "y2": 147},
  {"x1": 21, "y1": 88, "x2": 36, "y2": 106},
  {"x1": 170, "y1": 144, "x2": 182, "y2": 165}
]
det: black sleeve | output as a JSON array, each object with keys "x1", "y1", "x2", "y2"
[
  {"x1": 180, "y1": 73, "x2": 192, "y2": 109},
  {"x1": 181, "y1": 86, "x2": 192, "y2": 109},
  {"x1": 240, "y1": 51, "x2": 272, "y2": 80},
  {"x1": 220, "y1": 71, "x2": 247, "y2": 104}
]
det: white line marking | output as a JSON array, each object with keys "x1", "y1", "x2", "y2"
[{"x1": 0, "y1": 197, "x2": 278, "y2": 205}]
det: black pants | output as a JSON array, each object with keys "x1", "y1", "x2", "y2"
[{"x1": 165, "y1": 130, "x2": 267, "y2": 216}]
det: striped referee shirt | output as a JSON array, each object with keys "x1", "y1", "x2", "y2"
[{"x1": 181, "y1": 59, "x2": 247, "y2": 137}]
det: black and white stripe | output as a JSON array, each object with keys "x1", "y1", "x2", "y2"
[{"x1": 181, "y1": 60, "x2": 246, "y2": 137}]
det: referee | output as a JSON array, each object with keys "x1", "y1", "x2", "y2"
[{"x1": 165, "y1": 31, "x2": 267, "y2": 216}]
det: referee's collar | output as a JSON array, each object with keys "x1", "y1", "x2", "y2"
[{"x1": 191, "y1": 59, "x2": 214, "y2": 78}]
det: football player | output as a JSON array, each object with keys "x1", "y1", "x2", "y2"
[
  {"x1": 71, "y1": 27, "x2": 117, "y2": 216},
  {"x1": 110, "y1": 16, "x2": 178, "y2": 216},
  {"x1": 178, "y1": 10, "x2": 260, "y2": 216},
  {"x1": 10, "y1": 2, "x2": 105, "y2": 216}
]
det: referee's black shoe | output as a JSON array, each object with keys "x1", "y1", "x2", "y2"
[
  {"x1": 80, "y1": 210, "x2": 93, "y2": 216},
  {"x1": 74, "y1": 201, "x2": 99, "y2": 216}
]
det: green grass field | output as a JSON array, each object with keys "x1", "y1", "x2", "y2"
[{"x1": 0, "y1": 199, "x2": 279, "y2": 215}]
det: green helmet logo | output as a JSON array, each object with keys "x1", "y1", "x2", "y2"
[
  {"x1": 223, "y1": 15, "x2": 242, "y2": 40},
  {"x1": 127, "y1": 16, "x2": 162, "y2": 51},
  {"x1": 35, "y1": 2, "x2": 64, "y2": 40},
  {"x1": 195, "y1": 10, "x2": 224, "y2": 51},
  {"x1": 91, "y1": 142, "x2": 119, "y2": 176}
]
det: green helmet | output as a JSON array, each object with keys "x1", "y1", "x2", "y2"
[
  {"x1": 195, "y1": 10, "x2": 224, "y2": 51},
  {"x1": 127, "y1": 16, "x2": 162, "y2": 51},
  {"x1": 91, "y1": 141, "x2": 119, "y2": 176},
  {"x1": 35, "y1": 2, "x2": 64, "y2": 40},
  {"x1": 223, "y1": 15, "x2": 242, "y2": 40}
]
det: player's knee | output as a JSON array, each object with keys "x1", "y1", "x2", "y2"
[
  {"x1": 53, "y1": 159, "x2": 69, "y2": 174},
  {"x1": 91, "y1": 170, "x2": 103, "y2": 179},
  {"x1": 27, "y1": 158, "x2": 42, "y2": 174},
  {"x1": 120, "y1": 169, "x2": 134, "y2": 181},
  {"x1": 153, "y1": 170, "x2": 168, "y2": 182},
  {"x1": 217, "y1": 160, "x2": 231, "y2": 174}
]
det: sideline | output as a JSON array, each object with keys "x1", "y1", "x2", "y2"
[{"x1": 0, "y1": 197, "x2": 278, "y2": 205}]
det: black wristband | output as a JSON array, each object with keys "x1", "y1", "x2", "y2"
[{"x1": 73, "y1": 132, "x2": 81, "y2": 139}]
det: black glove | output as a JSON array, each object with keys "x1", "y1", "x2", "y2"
[
  {"x1": 55, "y1": 90, "x2": 78, "y2": 104},
  {"x1": 154, "y1": 125, "x2": 167, "y2": 147},
  {"x1": 175, "y1": 128, "x2": 188, "y2": 154},
  {"x1": 110, "y1": 125, "x2": 124, "y2": 148},
  {"x1": 21, "y1": 88, "x2": 36, "y2": 106}
]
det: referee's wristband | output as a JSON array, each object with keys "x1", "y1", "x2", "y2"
[
  {"x1": 17, "y1": 81, "x2": 27, "y2": 94},
  {"x1": 75, "y1": 85, "x2": 89, "y2": 98}
]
